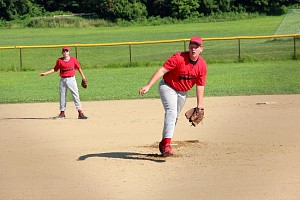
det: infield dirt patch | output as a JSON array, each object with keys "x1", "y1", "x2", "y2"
[{"x1": 1, "y1": 95, "x2": 300, "y2": 200}]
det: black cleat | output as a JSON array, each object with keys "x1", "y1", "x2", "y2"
[{"x1": 78, "y1": 113, "x2": 88, "y2": 119}]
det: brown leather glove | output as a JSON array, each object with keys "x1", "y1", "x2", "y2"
[
  {"x1": 81, "y1": 78, "x2": 88, "y2": 89},
  {"x1": 185, "y1": 107, "x2": 204, "y2": 127}
]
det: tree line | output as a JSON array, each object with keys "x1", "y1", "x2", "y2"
[{"x1": 1, "y1": 0, "x2": 299, "y2": 22}]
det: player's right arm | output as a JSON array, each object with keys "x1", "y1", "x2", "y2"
[
  {"x1": 40, "y1": 68, "x2": 55, "y2": 76},
  {"x1": 139, "y1": 66, "x2": 169, "y2": 96},
  {"x1": 40, "y1": 59, "x2": 60, "y2": 76}
]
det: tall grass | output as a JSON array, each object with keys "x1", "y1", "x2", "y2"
[{"x1": 0, "y1": 12, "x2": 262, "y2": 29}]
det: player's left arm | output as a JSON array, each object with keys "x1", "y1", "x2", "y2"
[
  {"x1": 74, "y1": 58, "x2": 86, "y2": 80},
  {"x1": 195, "y1": 58, "x2": 207, "y2": 108},
  {"x1": 77, "y1": 67, "x2": 86, "y2": 80},
  {"x1": 196, "y1": 85, "x2": 205, "y2": 108}
]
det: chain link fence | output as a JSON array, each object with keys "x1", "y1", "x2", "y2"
[{"x1": 0, "y1": 34, "x2": 299, "y2": 71}]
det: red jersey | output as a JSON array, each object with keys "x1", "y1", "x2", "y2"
[
  {"x1": 163, "y1": 52, "x2": 207, "y2": 92},
  {"x1": 54, "y1": 57, "x2": 81, "y2": 77}
]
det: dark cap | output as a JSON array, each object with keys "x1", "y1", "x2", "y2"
[
  {"x1": 189, "y1": 36, "x2": 203, "y2": 46},
  {"x1": 62, "y1": 46, "x2": 70, "y2": 51}
]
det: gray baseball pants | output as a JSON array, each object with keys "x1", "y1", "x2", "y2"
[
  {"x1": 158, "y1": 80, "x2": 187, "y2": 139},
  {"x1": 59, "y1": 76, "x2": 82, "y2": 111}
]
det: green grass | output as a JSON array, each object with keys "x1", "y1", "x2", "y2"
[
  {"x1": 205, "y1": 60, "x2": 300, "y2": 96},
  {"x1": 1, "y1": 15, "x2": 293, "y2": 71},
  {"x1": 0, "y1": 15, "x2": 300, "y2": 104},
  {"x1": 0, "y1": 15, "x2": 283, "y2": 46},
  {"x1": 0, "y1": 16, "x2": 278, "y2": 41},
  {"x1": 0, "y1": 60, "x2": 299, "y2": 104}
]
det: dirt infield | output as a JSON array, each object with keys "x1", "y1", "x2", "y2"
[{"x1": 1, "y1": 95, "x2": 300, "y2": 200}]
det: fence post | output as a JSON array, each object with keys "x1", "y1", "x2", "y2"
[
  {"x1": 129, "y1": 44, "x2": 132, "y2": 64},
  {"x1": 75, "y1": 46, "x2": 78, "y2": 59},
  {"x1": 293, "y1": 36, "x2": 297, "y2": 60},
  {"x1": 19, "y1": 48, "x2": 23, "y2": 71},
  {"x1": 238, "y1": 39, "x2": 241, "y2": 62}
]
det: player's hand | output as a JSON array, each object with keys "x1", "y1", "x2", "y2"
[
  {"x1": 40, "y1": 73, "x2": 46, "y2": 76},
  {"x1": 139, "y1": 86, "x2": 150, "y2": 96}
]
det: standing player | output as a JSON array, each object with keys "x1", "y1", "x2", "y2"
[
  {"x1": 40, "y1": 46, "x2": 88, "y2": 119},
  {"x1": 139, "y1": 36, "x2": 207, "y2": 157}
]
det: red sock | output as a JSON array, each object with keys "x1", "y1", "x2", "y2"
[
  {"x1": 78, "y1": 110, "x2": 83, "y2": 114},
  {"x1": 162, "y1": 138, "x2": 171, "y2": 145},
  {"x1": 60, "y1": 111, "x2": 65, "y2": 115}
]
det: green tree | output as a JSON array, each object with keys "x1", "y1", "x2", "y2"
[
  {"x1": 34, "y1": 0, "x2": 79, "y2": 13},
  {"x1": 233, "y1": 0, "x2": 294, "y2": 15},
  {"x1": 97, "y1": 0, "x2": 148, "y2": 21},
  {"x1": 144, "y1": 0, "x2": 172, "y2": 18},
  {"x1": 170, "y1": 0, "x2": 199, "y2": 19},
  {"x1": 0, "y1": 0, "x2": 44, "y2": 21},
  {"x1": 198, "y1": 0, "x2": 243, "y2": 15}
]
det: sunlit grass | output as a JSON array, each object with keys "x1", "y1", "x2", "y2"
[{"x1": 0, "y1": 60, "x2": 299, "y2": 104}]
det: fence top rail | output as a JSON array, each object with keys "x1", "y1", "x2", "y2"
[
  {"x1": 205, "y1": 34, "x2": 300, "y2": 41},
  {"x1": 1, "y1": 34, "x2": 299, "y2": 50}
]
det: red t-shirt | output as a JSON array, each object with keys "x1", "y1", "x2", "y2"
[
  {"x1": 163, "y1": 52, "x2": 207, "y2": 92},
  {"x1": 53, "y1": 57, "x2": 81, "y2": 77}
]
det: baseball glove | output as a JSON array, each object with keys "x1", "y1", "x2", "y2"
[
  {"x1": 81, "y1": 78, "x2": 88, "y2": 89},
  {"x1": 185, "y1": 107, "x2": 204, "y2": 127}
]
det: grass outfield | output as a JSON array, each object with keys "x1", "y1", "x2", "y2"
[
  {"x1": 0, "y1": 16, "x2": 283, "y2": 46},
  {"x1": 0, "y1": 15, "x2": 299, "y2": 104},
  {"x1": 1, "y1": 15, "x2": 296, "y2": 71},
  {"x1": 0, "y1": 60, "x2": 299, "y2": 104}
]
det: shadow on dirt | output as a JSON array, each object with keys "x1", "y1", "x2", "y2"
[
  {"x1": 77, "y1": 152, "x2": 166, "y2": 163},
  {"x1": 2, "y1": 117, "x2": 56, "y2": 120}
]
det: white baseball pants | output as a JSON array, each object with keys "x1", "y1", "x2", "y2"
[
  {"x1": 158, "y1": 80, "x2": 187, "y2": 139},
  {"x1": 59, "y1": 76, "x2": 82, "y2": 111}
]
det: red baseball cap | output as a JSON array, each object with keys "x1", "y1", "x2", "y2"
[
  {"x1": 190, "y1": 36, "x2": 203, "y2": 46},
  {"x1": 62, "y1": 46, "x2": 70, "y2": 51}
]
